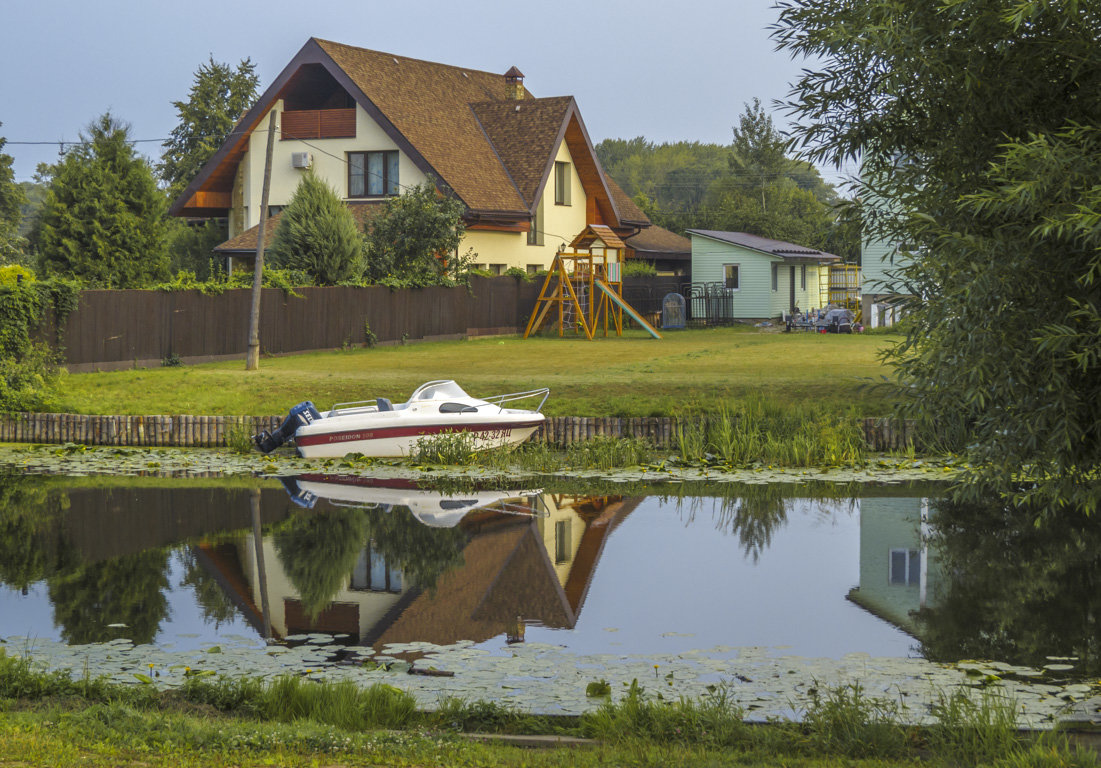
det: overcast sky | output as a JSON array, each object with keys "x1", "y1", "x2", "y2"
[{"x1": 1, "y1": 0, "x2": 852, "y2": 185}]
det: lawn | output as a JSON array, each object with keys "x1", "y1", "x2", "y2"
[{"x1": 58, "y1": 327, "x2": 902, "y2": 417}]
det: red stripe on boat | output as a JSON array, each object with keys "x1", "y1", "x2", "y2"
[{"x1": 294, "y1": 420, "x2": 545, "y2": 448}]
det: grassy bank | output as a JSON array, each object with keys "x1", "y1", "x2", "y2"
[
  {"x1": 0, "y1": 653, "x2": 1094, "y2": 768},
  {"x1": 58, "y1": 327, "x2": 901, "y2": 418}
]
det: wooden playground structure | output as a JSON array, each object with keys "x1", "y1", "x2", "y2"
[{"x1": 523, "y1": 226, "x2": 661, "y2": 340}]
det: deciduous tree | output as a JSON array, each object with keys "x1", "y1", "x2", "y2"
[
  {"x1": 363, "y1": 182, "x2": 468, "y2": 284},
  {"x1": 774, "y1": 0, "x2": 1101, "y2": 513},
  {"x1": 0, "y1": 128, "x2": 26, "y2": 264}
]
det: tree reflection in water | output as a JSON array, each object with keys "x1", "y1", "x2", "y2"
[
  {"x1": 675, "y1": 485, "x2": 856, "y2": 563},
  {"x1": 361, "y1": 507, "x2": 465, "y2": 594},
  {"x1": 272, "y1": 505, "x2": 468, "y2": 619},
  {"x1": 273, "y1": 508, "x2": 369, "y2": 620},
  {"x1": 916, "y1": 495, "x2": 1101, "y2": 676},
  {"x1": 180, "y1": 549, "x2": 240, "y2": 628},
  {"x1": 47, "y1": 550, "x2": 170, "y2": 645},
  {"x1": 0, "y1": 475, "x2": 74, "y2": 591}
]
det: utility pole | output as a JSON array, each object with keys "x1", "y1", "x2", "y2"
[{"x1": 246, "y1": 110, "x2": 278, "y2": 371}]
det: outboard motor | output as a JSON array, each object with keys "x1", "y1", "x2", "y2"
[
  {"x1": 278, "y1": 476, "x2": 317, "y2": 508},
  {"x1": 253, "y1": 401, "x2": 321, "y2": 453}
]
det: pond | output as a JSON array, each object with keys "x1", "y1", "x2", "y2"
[{"x1": 1, "y1": 464, "x2": 1098, "y2": 723}]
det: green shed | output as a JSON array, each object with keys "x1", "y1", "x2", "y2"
[{"x1": 687, "y1": 230, "x2": 841, "y2": 319}]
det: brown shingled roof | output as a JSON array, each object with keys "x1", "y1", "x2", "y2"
[
  {"x1": 174, "y1": 38, "x2": 647, "y2": 233},
  {"x1": 471, "y1": 97, "x2": 573, "y2": 207},
  {"x1": 315, "y1": 39, "x2": 527, "y2": 213},
  {"x1": 626, "y1": 224, "x2": 691, "y2": 257}
]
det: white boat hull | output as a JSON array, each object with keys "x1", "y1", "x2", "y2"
[{"x1": 293, "y1": 412, "x2": 545, "y2": 458}]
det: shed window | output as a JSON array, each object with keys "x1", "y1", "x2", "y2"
[
  {"x1": 724, "y1": 264, "x2": 740, "y2": 291},
  {"x1": 771, "y1": 263, "x2": 778, "y2": 292}
]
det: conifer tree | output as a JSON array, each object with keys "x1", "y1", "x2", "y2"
[
  {"x1": 33, "y1": 114, "x2": 168, "y2": 287},
  {"x1": 266, "y1": 172, "x2": 363, "y2": 284}
]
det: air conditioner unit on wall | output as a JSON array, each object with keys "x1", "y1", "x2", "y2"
[{"x1": 291, "y1": 152, "x2": 313, "y2": 169}]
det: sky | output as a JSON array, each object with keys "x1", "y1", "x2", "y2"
[{"x1": 1, "y1": 0, "x2": 853, "y2": 186}]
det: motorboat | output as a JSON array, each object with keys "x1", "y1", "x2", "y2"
[
  {"x1": 254, "y1": 380, "x2": 549, "y2": 458},
  {"x1": 278, "y1": 473, "x2": 546, "y2": 527}
]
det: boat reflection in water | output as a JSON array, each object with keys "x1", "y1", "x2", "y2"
[{"x1": 198, "y1": 475, "x2": 640, "y2": 648}]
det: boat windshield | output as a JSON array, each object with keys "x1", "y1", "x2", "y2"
[{"x1": 410, "y1": 380, "x2": 469, "y2": 401}]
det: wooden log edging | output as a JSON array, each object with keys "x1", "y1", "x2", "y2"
[{"x1": 0, "y1": 412, "x2": 919, "y2": 452}]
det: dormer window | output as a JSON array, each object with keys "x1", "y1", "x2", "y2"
[{"x1": 348, "y1": 150, "x2": 399, "y2": 197}]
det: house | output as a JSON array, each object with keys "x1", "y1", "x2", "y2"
[
  {"x1": 846, "y1": 496, "x2": 941, "y2": 637},
  {"x1": 860, "y1": 232, "x2": 912, "y2": 328},
  {"x1": 169, "y1": 38, "x2": 650, "y2": 273},
  {"x1": 687, "y1": 229, "x2": 840, "y2": 320}
]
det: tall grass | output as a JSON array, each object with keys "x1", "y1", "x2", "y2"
[
  {"x1": 580, "y1": 679, "x2": 751, "y2": 747},
  {"x1": 181, "y1": 674, "x2": 416, "y2": 731},
  {"x1": 800, "y1": 682, "x2": 910, "y2": 758},
  {"x1": 675, "y1": 395, "x2": 866, "y2": 467},
  {"x1": 926, "y1": 688, "x2": 1023, "y2": 766}
]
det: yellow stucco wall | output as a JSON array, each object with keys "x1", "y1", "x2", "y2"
[
  {"x1": 461, "y1": 139, "x2": 590, "y2": 272},
  {"x1": 233, "y1": 104, "x2": 590, "y2": 274},
  {"x1": 233, "y1": 101, "x2": 428, "y2": 235}
]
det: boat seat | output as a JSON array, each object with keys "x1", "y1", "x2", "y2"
[
  {"x1": 376, "y1": 397, "x2": 393, "y2": 411},
  {"x1": 439, "y1": 402, "x2": 478, "y2": 414}
]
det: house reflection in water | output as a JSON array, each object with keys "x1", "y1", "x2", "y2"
[
  {"x1": 197, "y1": 476, "x2": 639, "y2": 647},
  {"x1": 847, "y1": 497, "x2": 942, "y2": 637}
]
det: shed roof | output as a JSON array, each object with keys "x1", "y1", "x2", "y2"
[{"x1": 687, "y1": 229, "x2": 841, "y2": 262}]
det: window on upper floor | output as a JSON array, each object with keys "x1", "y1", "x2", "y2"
[
  {"x1": 554, "y1": 161, "x2": 571, "y2": 206},
  {"x1": 527, "y1": 197, "x2": 544, "y2": 246},
  {"x1": 348, "y1": 150, "x2": 399, "y2": 197}
]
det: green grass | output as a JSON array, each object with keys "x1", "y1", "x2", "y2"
[
  {"x1": 57, "y1": 327, "x2": 902, "y2": 418},
  {"x1": 1, "y1": 652, "x2": 1095, "y2": 768}
]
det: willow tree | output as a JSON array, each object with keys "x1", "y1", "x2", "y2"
[{"x1": 774, "y1": 0, "x2": 1101, "y2": 515}]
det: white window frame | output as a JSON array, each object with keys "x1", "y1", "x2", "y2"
[{"x1": 724, "y1": 263, "x2": 740, "y2": 291}]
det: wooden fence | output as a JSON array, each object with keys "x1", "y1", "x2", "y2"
[
  {"x1": 0, "y1": 412, "x2": 918, "y2": 452},
  {"x1": 48, "y1": 276, "x2": 684, "y2": 371}
]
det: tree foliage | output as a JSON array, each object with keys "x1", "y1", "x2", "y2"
[
  {"x1": 0, "y1": 128, "x2": 27, "y2": 264},
  {"x1": 160, "y1": 57, "x2": 259, "y2": 200},
  {"x1": 363, "y1": 182, "x2": 469, "y2": 284},
  {"x1": 918, "y1": 495, "x2": 1101, "y2": 676},
  {"x1": 266, "y1": 171, "x2": 364, "y2": 284},
  {"x1": 774, "y1": 0, "x2": 1101, "y2": 513},
  {"x1": 32, "y1": 114, "x2": 169, "y2": 287},
  {"x1": 596, "y1": 103, "x2": 857, "y2": 259}
]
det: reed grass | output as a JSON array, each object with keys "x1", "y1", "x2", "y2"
[
  {"x1": 674, "y1": 395, "x2": 867, "y2": 467},
  {"x1": 926, "y1": 688, "x2": 1024, "y2": 766},
  {"x1": 181, "y1": 674, "x2": 416, "y2": 731},
  {"x1": 580, "y1": 679, "x2": 752, "y2": 747}
]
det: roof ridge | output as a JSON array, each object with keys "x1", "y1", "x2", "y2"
[{"x1": 313, "y1": 38, "x2": 520, "y2": 83}]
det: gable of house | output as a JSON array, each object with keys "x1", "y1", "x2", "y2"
[{"x1": 173, "y1": 38, "x2": 648, "y2": 271}]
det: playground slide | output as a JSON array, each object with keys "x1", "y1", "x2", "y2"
[{"x1": 594, "y1": 280, "x2": 662, "y2": 339}]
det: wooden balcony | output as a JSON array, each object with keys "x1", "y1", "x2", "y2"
[{"x1": 281, "y1": 108, "x2": 356, "y2": 140}]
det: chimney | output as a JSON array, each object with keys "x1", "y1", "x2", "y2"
[{"x1": 504, "y1": 66, "x2": 525, "y2": 100}]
